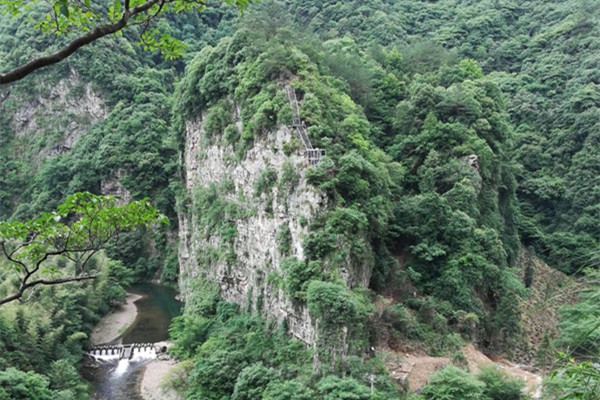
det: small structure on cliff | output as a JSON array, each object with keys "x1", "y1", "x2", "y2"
[{"x1": 285, "y1": 84, "x2": 326, "y2": 166}]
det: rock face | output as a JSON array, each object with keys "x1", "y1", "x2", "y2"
[
  {"x1": 11, "y1": 69, "x2": 107, "y2": 160},
  {"x1": 178, "y1": 106, "x2": 327, "y2": 345},
  {"x1": 100, "y1": 169, "x2": 132, "y2": 205},
  {"x1": 460, "y1": 154, "x2": 482, "y2": 192}
]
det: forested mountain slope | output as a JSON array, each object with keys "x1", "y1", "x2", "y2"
[
  {"x1": 284, "y1": 0, "x2": 600, "y2": 275},
  {"x1": 0, "y1": 0, "x2": 599, "y2": 399}
]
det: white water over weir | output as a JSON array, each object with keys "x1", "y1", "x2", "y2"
[
  {"x1": 87, "y1": 343, "x2": 158, "y2": 376},
  {"x1": 87, "y1": 343, "x2": 158, "y2": 362}
]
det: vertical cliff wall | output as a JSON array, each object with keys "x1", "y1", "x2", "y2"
[
  {"x1": 178, "y1": 104, "x2": 327, "y2": 344},
  {"x1": 174, "y1": 36, "x2": 390, "y2": 353}
]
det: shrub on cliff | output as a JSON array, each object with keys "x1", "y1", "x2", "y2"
[
  {"x1": 232, "y1": 363, "x2": 277, "y2": 400},
  {"x1": 478, "y1": 366, "x2": 526, "y2": 400},
  {"x1": 422, "y1": 365, "x2": 484, "y2": 400}
]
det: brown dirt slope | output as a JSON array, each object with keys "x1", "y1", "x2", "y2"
[
  {"x1": 381, "y1": 344, "x2": 542, "y2": 397},
  {"x1": 513, "y1": 249, "x2": 578, "y2": 365}
]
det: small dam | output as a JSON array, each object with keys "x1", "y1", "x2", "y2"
[{"x1": 87, "y1": 343, "x2": 158, "y2": 361}]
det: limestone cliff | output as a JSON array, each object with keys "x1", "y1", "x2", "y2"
[
  {"x1": 8, "y1": 69, "x2": 106, "y2": 159},
  {"x1": 0, "y1": 69, "x2": 109, "y2": 217},
  {"x1": 178, "y1": 104, "x2": 327, "y2": 344}
]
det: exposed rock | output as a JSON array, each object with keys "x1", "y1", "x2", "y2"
[
  {"x1": 101, "y1": 169, "x2": 132, "y2": 205},
  {"x1": 178, "y1": 105, "x2": 329, "y2": 345},
  {"x1": 11, "y1": 70, "x2": 107, "y2": 159},
  {"x1": 47, "y1": 144, "x2": 72, "y2": 156},
  {"x1": 461, "y1": 154, "x2": 480, "y2": 173},
  {"x1": 381, "y1": 344, "x2": 543, "y2": 398},
  {"x1": 460, "y1": 154, "x2": 482, "y2": 192}
]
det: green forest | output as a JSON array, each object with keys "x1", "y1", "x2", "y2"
[{"x1": 1, "y1": 0, "x2": 600, "y2": 399}]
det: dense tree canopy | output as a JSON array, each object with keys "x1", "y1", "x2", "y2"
[{"x1": 2, "y1": 0, "x2": 600, "y2": 398}]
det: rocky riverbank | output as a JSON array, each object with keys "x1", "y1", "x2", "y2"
[{"x1": 140, "y1": 358, "x2": 182, "y2": 400}]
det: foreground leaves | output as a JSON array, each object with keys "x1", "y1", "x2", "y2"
[{"x1": 0, "y1": 192, "x2": 166, "y2": 305}]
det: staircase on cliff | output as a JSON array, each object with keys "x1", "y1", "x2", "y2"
[{"x1": 285, "y1": 85, "x2": 325, "y2": 166}]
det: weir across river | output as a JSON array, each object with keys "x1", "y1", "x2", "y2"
[{"x1": 87, "y1": 343, "x2": 158, "y2": 360}]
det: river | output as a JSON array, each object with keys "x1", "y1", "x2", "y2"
[{"x1": 82, "y1": 284, "x2": 182, "y2": 400}]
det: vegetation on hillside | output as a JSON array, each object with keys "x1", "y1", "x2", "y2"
[
  {"x1": 2, "y1": 0, "x2": 600, "y2": 398},
  {"x1": 0, "y1": 252, "x2": 138, "y2": 399}
]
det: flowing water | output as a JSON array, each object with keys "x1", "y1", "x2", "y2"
[{"x1": 83, "y1": 284, "x2": 182, "y2": 400}]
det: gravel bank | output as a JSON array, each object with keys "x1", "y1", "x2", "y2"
[{"x1": 90, "y1": 293, "x2": 143, "y2": 344}]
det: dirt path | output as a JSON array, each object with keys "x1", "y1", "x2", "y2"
[{"x1": 90, "y1": 293, "x2": 143, "y2": 345}]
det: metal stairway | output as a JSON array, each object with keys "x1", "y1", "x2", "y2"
[{"x1": 285, "y1": 85, "x2": 325, "y2": 166}]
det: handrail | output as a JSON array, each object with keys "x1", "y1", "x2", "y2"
[{"x1": 285, "y1": 84, "x2": 324, "y2": 165}]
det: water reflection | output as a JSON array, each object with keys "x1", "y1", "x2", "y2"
[{"x1": 121, "y1": 284, "x2": 182, "y2": 344}]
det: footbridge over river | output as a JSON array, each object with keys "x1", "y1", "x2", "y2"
[{"x1": 87, "y1": 343, "x2": 159, "y2": 360}]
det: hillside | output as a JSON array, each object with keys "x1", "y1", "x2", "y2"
[{"x1": 0, "y1": 0, "x2": 599, "y2": 399}]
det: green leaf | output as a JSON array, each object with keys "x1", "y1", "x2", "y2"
[
  {"x1": 114, "y1": 0, "x2": 122, "y2": 15},
  {"x1": 59, "y1": 2, "x2": 69, "y2": 17}
]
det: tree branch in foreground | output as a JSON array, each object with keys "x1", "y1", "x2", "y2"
[
  {"x1": 0, "y1": 192, "x2": 166, "y2": 306},
  {"x1": 0, "y1": 0, "x2": 251, "y2": 85},
  {"x1": 0, "y1": 275, "x2": 97, "y2": 306},
  {"x1": 0, "y1": 0, "x2": 161, "y2": 85}
]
